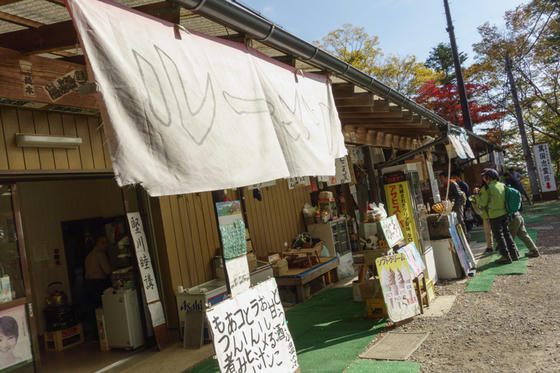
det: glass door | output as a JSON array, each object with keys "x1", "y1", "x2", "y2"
[{"x1": 0, "y1": 184, "x2": 36, "y2": 372}]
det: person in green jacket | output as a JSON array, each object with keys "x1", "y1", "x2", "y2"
[
  {"x1": 473, "y1": 169, "x2": 519, "y2": 264},
  {"x1": 470, "y1": 177, "x2": 494, "y2": 254}
]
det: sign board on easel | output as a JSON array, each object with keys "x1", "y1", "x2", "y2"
[
  {"x1": 206, "y1": 278, "x2": 299, "y2": 373},
  {"x1": 376, "y1": 254, "x2": 420, "y2": 322},
  {"x1": 379, "y1": 215, "x2": 405, "y2": 248}
]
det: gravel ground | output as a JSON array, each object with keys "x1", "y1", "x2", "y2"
[{"x1": 369, "y1": 214, "x2": 560, "y2": 373}]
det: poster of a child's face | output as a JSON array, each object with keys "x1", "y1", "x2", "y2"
[{"x1": 0, "y1": 305, "x2": 32, "y2": 371}]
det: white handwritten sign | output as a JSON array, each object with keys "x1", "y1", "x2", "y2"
[
  {"x1": 287, "y1": 176, "x2": 310, "y2": 189},
  {"x1": 325, "y1": 156, "x2": 353, "y2": 186},
  {"x1": 207, "y1": 278, "x2": 299, "y2": 373},
  {"x1": 379, "y1": 215, "x2": 405, "y2": 248},
  {"x1": 225, "y1": 255, "x2": 251, "y2": 297},
  {"x1": 533, "y1": 143, "x2": 557, "y2": 192},
  {"x1": 127, "y1": 213, "x2": 160, "y2": 305}
]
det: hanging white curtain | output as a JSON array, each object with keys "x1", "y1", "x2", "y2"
[{"x1": 66, "y1": 0, "x2": 347, "y2": 196}]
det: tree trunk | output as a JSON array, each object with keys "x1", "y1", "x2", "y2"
[{"x1": 505, "y1": 53, "x2": 540, "y2": 200}]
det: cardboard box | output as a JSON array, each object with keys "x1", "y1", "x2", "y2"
[
  {"x1": 358, "y1": 279, "x2": 382, "y2": 299},
  {"x1": 272, "y1": 258, "x2": 289, "y2": 277}
]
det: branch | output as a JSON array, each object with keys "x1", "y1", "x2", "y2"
[{"x1": 514, "y1": 66, "x2": 560, "y2": 117}]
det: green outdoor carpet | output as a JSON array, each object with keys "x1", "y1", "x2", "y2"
[
  {"x1": 469, "y1": 230, "x2": 486, "y2": 243},
  {"x1": 187, "y1": 288, "x2": 386, "y2": 373},
  {"x1": 346, "y1": 359, "x2": 421, "y2": 373},
  {"x1": 466, "y1": 228, "x2": 536, "y2": 293}
]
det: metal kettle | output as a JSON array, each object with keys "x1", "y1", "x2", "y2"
[{"x1": 45, "y1": 281, "x2": 67, "y2": 307}]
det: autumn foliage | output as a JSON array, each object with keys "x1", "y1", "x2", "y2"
[{"x1": 414, "y1": 81, "x2": 506, "y2": 127}]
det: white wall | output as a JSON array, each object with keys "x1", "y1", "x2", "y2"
[{"x1": 18, "y1": 179, "x2": 124, "y2": 334}]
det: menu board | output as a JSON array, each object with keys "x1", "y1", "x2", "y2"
[{"x1": 207, "y1": 278, "x2": 299, "y2": 373}]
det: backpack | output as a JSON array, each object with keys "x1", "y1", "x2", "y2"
[{"x1": 505, "y1": 185, "x2": 522, "y2": 217}]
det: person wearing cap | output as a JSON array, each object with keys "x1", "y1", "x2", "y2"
[{"x1": 473, "y1": 168, "x2": 519, "y2": 264}]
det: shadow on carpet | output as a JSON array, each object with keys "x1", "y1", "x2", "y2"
[
  {"x1": 186, "y1": 288, "x2": 386, "y2": 373},
  {"x1": 466, "y1": 228, "x2": 536, "y2": 293}
]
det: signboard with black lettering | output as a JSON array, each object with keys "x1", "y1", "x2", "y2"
[
  {"x1": 206, "y1": 278, "x2": 299, "y2": 373},
  {"x1": 127, "y1": 212, "x2": 166, "y2": 327},
  {"x1": 533, "y1": 143, "x2": 557, "y2": 193},
  {"x1": 379, "y1": 215, "x2": 405, "y2": 249}
]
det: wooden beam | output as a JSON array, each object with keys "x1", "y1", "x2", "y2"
[
  {"x1": 338, "y1": 112, "x2": 405, "y2": 120},
  {"x1": 44, "y1": 0, "x2": 65, "y2": 5},
  {"x1": 0, "y1": 47, "x2": 97, "y2": 110},
  {"x1": 50, "y1": 51, "x2": 77, "y2": 58},
  {"x1": 332, "y1": 83, "x2": 355, "y2": 98},
  {"x1": 342, "y1": 122, "x2": 429, "y2": 129},
  {"x1": 0, "y1": 10, "x2": 44, "y2": 28},
  {"x1": 340, "y1": 117, "x2": 426, "y2": 124},
  {"x1": 0, "y1": 0, "x2": 23, "y2": 6},
  {"x1": 335, "y1": 93, "x2": 373, "y2": 107},
  {"x1": 0, "y1": 2, "x2": 179, "y2": 55}
]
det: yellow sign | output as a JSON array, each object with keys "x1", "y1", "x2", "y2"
[{"x1": 384, "y1": 181, "x2": 420, "y2": 249}]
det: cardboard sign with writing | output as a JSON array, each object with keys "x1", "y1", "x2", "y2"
[
  {"x1": 225, "y1": 255, "x2": 251, "y2": 297},
  {"x1": 207, "y1": 278, "x2": 299, "y2": 373},
  {"x1": 378, "y1": 215, "x2": 405, "y2": 248},
  {"x1": 376, "y1": 254, "x2": 420, "y2": 322}
]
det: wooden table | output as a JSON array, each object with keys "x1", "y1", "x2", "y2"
[{"x1": 275, "y1": 257, "x2": 339, "y2": 303}]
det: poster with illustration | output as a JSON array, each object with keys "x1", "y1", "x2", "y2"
[
  {"x1": 0, "y1": 305, "x2": 32, "y2": 371},
  {"x1": 376, "y1": 254, "x2": 420, "y2": 322},
  {"x1": 397, "y1": 242, "x2": 425, "y2": 278}
]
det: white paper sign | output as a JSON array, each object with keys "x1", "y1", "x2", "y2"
[
  {"x1": 67, "y1": 0, "x2": 346, "y2": 196},
  {"x1": 533, "y1": 143, "x2": 557, "y2": 192},
  {"x1": 206, "y1": 279, "x2": 298, "y2": 373},
  {"x1": 148, "y1": 301, "x2": 166, "y2": 327},
  {"x1": 127, "y1": 212, "x2": 160, "y2": 304},
  {"x1": 379, "y1": 215, "x2": 405, "y2": 248},
  {"x1": 225, "y1": 255, "x2": 251, "y2": 297},
  {"x1": 325, "y1": 156, "x2": 353, "y2": 186},
  {"x1": 287, "y1": 176, "x2": 310, "y2": 189}
]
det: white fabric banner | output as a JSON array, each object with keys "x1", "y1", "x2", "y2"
[{"x1": 66, "y1": 0, "x2": 346, "y2": 196}]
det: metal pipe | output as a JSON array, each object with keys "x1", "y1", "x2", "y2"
[{"x1": 170, "y1": 0, "x2": 498, "y2": 149}]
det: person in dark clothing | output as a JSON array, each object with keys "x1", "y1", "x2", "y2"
[
  {"x1": 505, "y1": 168, "x2": 532, "y2": 204},
  {"x1": 451, "y1": 170, "x2": 473, "y2": 231},
  {"x1": 439, "y1": 173, "x2": 467, "y2": 234}
]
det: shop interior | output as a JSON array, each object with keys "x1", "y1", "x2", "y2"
[{"x1": 17, "y1": 178, "x2": 149, "y2": 373}]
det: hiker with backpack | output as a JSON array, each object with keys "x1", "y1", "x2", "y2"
[{"x1": 472, "y1": 168, "x2": 519, "y2": 264}]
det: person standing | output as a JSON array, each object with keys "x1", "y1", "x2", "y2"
[
  {"x1": 85, "y1": 236, "x2": 112, "y2": 308},
  {"x1": 470, "y1": 176, "x2": 494, "y2": 254},
  {"x1": 510, "y1": 211, "x2": 540, "y2": 257},
  {"x1": 506, "y1": 168, "x2": 532, "y2": 204},
  {"x1": 473, "y1": 169, "x2": 519, "y2": 264},
  {"x1": 439, "y1": 173, "x2": 467, "y2": 234},
  {"x1": 451, "y1": 170, "x2": 473, "y2": 231}
]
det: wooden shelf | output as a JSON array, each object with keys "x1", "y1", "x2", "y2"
[{"x1": 0, "y1": 297, "x2": 27, "y2": 311}]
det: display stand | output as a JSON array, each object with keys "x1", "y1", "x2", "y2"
[{"x1": 412, "y1": 273, "x2": 429, "y2": 314}]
